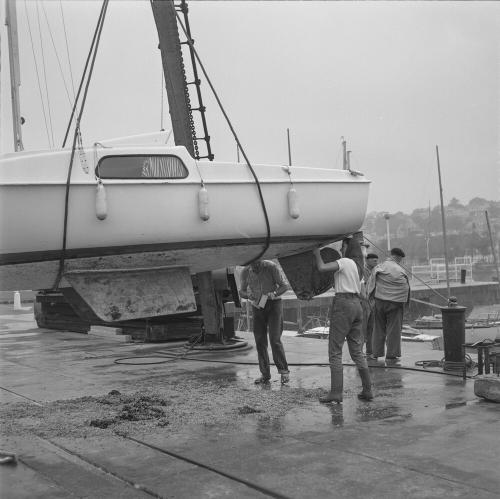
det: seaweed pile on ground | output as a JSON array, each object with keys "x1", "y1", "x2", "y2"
[
  {"x1": 90, "y1": 391, "x2": 170, "y2": 428},
  {"x1": 0, "y1": 377, "x2": 321, "y2": 439}
]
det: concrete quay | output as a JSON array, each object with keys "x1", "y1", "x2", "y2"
[{"x1": 1, "y1": 304, "x2": 499, "y2": 498}]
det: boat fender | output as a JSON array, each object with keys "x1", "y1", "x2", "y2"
[
  {"x1": 95, "y1": 181, "x2": 108, "y2": 220},
  {"x1": 287, "y1": 187, "x2": 300, "y2": 219},
  {"x1": 198, "y1": 185, "x2": 210, "y2": 221}
]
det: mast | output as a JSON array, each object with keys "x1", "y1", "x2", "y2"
[
  {"x1": 485, "y1": 210, "x2": 500, "y2": 292},
  {"x1": 436, "y1": 145, "x2": 451, "y2": 300},
  {"x1": 5, "y1": 0, "x2": 24, "y2": 151}
]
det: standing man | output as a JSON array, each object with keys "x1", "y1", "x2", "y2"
[
  {"x1": 367, "y1": 247, "x2": 410, "y2": 361},
  {"x1": 313, "y1": 239, "x2": 373, "y2": 403},
  {"x1": 361, "y1": 253, "x2": 379, "y2": 356},
  {"x1": 239, "y1": 260, "x2": 290, "y2": 384}
]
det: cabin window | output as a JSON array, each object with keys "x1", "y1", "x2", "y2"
[{"x1": 96, "y1": 155, "x2": 188, "y2": 179}]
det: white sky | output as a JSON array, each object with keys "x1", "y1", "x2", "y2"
[{"x1": 1, "y1": 0, "x2": 499, "y2": 214}]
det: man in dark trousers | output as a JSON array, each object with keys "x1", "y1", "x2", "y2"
[
  {"x1": 361, "y1": 252, "x2": 379, "y2": 356},
  {"x1": 367, "y1": 247, "x2": 410, "y2": 361},
  {"x1": 239, "y1": 260, "x2": 290, "y2": 384},
  {"x1": 313, "y1": 238, "x2": 373, "y2": 403}
]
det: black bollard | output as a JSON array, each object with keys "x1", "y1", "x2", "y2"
[{"x1": 441, "y1": 297, "x2": 466, "y2": 371}]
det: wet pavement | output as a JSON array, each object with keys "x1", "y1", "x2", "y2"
[{"x1": 1, "y1": 304, "x2": 499, "y2": 498}]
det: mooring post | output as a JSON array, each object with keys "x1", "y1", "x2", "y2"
[{"x1": 441, "y1": 297, "x2": 466, "y2": 372}]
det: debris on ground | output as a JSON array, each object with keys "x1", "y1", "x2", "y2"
[
  {"x1": 0, "y1": 451, "x2": 17, "y2": 465},
  {"x1": 0, "y1": 375, "x2": 320, "y2": 440}
]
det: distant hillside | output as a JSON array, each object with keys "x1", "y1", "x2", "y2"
[{"x1": 361, "y1": 197, "x2": 500, "y2": 264}]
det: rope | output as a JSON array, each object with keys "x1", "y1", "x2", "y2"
[
  {"x1": 35, "y1": 0, "x2": 55, "y2": 148},
  {"x1": 23, "y1": 0, "x2": 52, "y2": 147},
  {"x1": 174, "y1": 10, "x2": 271, "y2": 266},
  {"x1": 52, "y1": 0, "x2": 109, "y2": 290},
  {"x1": 113, "y1": 349, "x2": 476, "y2": 378}
]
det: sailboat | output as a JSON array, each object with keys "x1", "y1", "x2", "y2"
[{"x1": 0, "y1": 1, "x2": 370, "y2": 323}]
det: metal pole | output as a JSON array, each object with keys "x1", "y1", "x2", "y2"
[
  {"x1": 287, "y1": 128, "x2": 292, "y2": 166},
  {"x1": 384, "y1": 213, "x2": 391, "y2": 251},
  {"x1": 347, "y1": 150, "x2": 351, "y2": 170},
  {"x1": 485, "y1": 210, "x2": 500, "y2": 293},
  {"x1": 341, "y1": 137, "x2": 347, "y2": 169},
  {"x1": 5, "y1": 0, "x2": 24, "y2": 151},
  {"x1": 436, "y1": 145, "x2": 451, "y2": 300},
  {"x1": 236, "y1": 143, "x2": 240, "y2": 163}
]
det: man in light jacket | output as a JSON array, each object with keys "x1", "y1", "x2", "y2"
[{"x1": 367, "y1": 247, "x2": 410, "y2": 361}]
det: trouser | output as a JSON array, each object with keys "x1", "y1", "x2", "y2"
[
  {"x1": 361, "y1": 299, "x2": 375, "y2": 354},
  {"x1": 372, "y1": 298, "x2": 404, "y2": 358},
  {"x1": 328, "y1": 295, "x2": 368, "y2": 371},
  {"x1": 253, "y1": 299, "x2": 289, "y2": 377}
]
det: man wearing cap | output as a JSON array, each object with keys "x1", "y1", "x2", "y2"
[{"x1": 367, "y1": 247, "x2": 410, "y2": 361}]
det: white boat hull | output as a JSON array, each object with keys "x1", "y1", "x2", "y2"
[{"x1": 0, "y1": 145, "x2": 370, "y2": 291}]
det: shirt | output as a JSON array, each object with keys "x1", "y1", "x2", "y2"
[
  {"x1": 334, "y1": 258, "x2": 361, "y2": 294},
  {"x1": 369, "y1": 258, "x2": 410, "y2": 303},
  {"x1": 240, "y1": 261, "x2": 286, "y2": 300}
]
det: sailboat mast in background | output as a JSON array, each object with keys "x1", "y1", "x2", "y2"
[
  {"x1": 436, "y1": 145, "x2": 451, "y2": 300},
  {"x1": 5, "y1": 0, "x2": 24, "y2": 151}
]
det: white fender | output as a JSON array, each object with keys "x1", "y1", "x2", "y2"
[
  {"x1": 198, "y1": 186, "x2": 210, "y2": 221},
  {"x1": 96, "y1": 181, "x2": 108, "y2": 220},
  {"x1": 287, "y1": 187, "x2": 300, "y2": 219}
]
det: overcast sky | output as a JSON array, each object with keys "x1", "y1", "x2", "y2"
[{"x1": 1, "y1": 0, "x2": 499, "y2": 214}]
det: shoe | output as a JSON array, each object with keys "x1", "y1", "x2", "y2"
[
  {"x1": 319, "y1": 392, "x2": 343, "y2": 404},
  {"x1": 385, "y1": 356, "x2": 399, "y2": 360},
  {"x1": 357, "y1": 368, "x2": 374, "y2": 401},
  {"x1": 281, "y1": 373, "x2": 290, "y2": 385},
  {"x1": 319, "y1": 368, "x2": 343, "y2": 404},
  {"x1": 254, "y1": 376, "x2": 271, "y2": 384},
  {"x1": 367, "y1": 354, "x2": 378, "y2": 360}
]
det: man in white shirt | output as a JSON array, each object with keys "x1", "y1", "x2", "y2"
[{"x1": 313, "y1": 239, "x2": 373, "y2": 403}]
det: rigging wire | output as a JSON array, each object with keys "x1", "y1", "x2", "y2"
[
  {"x1": 35, "y1": 0, "x2": 55, "y2": 148},
  {"x1": 62, "y1": 1, "x2": 108, "y2": 148},
  {"x1": 59, "y1": 0, "x2": 77, "y2": 101},
  {"x1": 23, "y1": 0, "x2": 52, "y2": 147},
  {"x1": 173, "y1": 9, "x2": 271, "y2": 266},
  {"x1": 52, "y1": 0, "x2": 109, "y2": 290},
  {"x1": 40, "y1": 2, "x2": 75, "y2": 111}
]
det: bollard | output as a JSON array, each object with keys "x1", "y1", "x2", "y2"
[
  {"x1": 460, "y1": 269, "x2": 466, "y2": 284},
  {"x1": 13, "y1": 291, "x2": 22, "y2": 310},
  {"x1": 441, "y1": 299, "x2": 466, "y2": 371}
]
